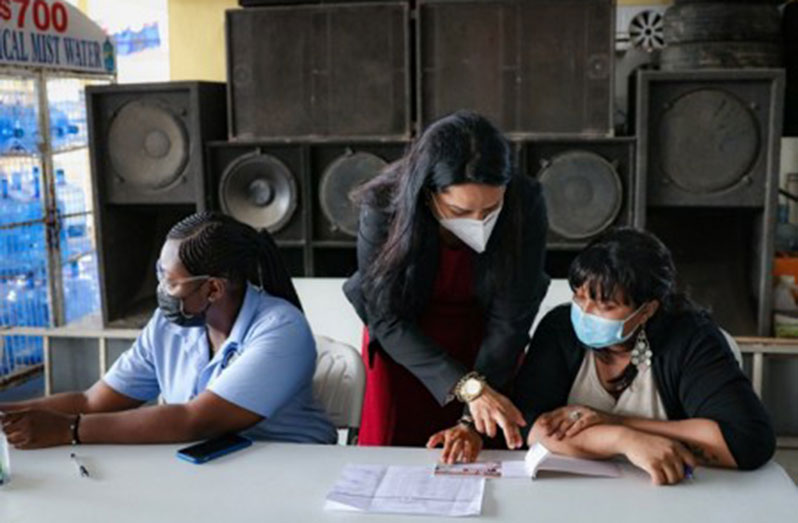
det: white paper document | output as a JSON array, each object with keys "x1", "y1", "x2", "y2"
[
  {"x1": 325, "y1": 464, "x2": 485, "y2": 517},
  {"x1": 502, "y1": 442, "x2": 622, "y2": 479}
]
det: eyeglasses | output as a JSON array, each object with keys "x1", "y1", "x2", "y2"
[{"x1": 155, "y1": 262, "x2": 210, "y2": 295}]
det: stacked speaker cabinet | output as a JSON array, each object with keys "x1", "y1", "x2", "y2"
[
  {"x1": 87, "y1": 82, "x2": 227, "y2": 328},
  {"x1": 207, "y1": 140, "x2": 408, "y2": 278},
  {"x1": 519, "y1": 137, "x2": 637, "y2": 276},
  {"x1": 635, "y1": 70, "x2": 785, "y2": 336},
  {"x1": 417, "y1": 0, "x2": 614, "y2": 136},
  {"x1": 222, "y1": 1, "x2": 412, "y2": 277},
  {"x1": 225, "y1": 2, "x2": 411, "y2": 140}
]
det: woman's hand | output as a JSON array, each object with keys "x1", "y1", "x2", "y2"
[
  {"x1": 536, "y1": 405, "x2": 620, "y2": 440},
  {"x1": 427, "y1": 423, "x2": 484, "y2": 464},
  {"x1": 621, "y1": 429, "x2": 697, "y2": 485},
  {"x1": 467, "y1": 385, "x2": 526, "y2": 449},
  {"x1": 1, "y1": 409, "x2": 74, "y2": 449}
]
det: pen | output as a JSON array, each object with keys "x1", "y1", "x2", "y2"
[
  {"x1": 70, "y1": 452, "x2": 90, "y2": 478},
  {"x1": 684, "y1": 464, "x2": 694, "y2": 480}
]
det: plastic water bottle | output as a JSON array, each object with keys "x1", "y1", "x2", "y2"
[
  {"x1": 0, "y1": 103, "x2": 20, "y2": 153},
  {"x1": 56, "y1": 168, "x2": 88, "y2": 260},
  {"x1": 63, "y1": 100, "x2": 87, "y2": 147},
  {"x1": 146, "y1": 23, "x2": 161, "y2": 49},
  {"x1": 64, "y1": 259, "x2": 96, "y2": 323},
  {"x1": 23, "y1": 103, "x2": 39, "y2": 153},
  {"x1": 6, "y1": 102, "x2": 36, "y2": 153},
  {"x1": 115, "y1": 28, "x2": 132, "y2": 55},
  {"x1": 0, "y1": 104, "x2": 25, "y2": 154},
  {"x1": 0, "y1": 176, "x2": 10, "y2": 271},
  {"x1": 50, "y1": 105, "x2": 79, "y2": 149}
]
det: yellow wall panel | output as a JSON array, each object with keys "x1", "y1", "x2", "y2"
[{"x1": 168, "y1": 0, "x2": 237, "y2": 81}]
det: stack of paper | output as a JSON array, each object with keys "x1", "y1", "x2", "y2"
[{"x1": 325, "y1": 464, "x2": 485, "y2": 517}]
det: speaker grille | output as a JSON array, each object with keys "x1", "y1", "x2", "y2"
[
  {"x1": 218, "y1": 152, "x2": 299, "y2": 232},
  {"x1": 319, "y1": 151, "x2": 386, "y2": 237},
  {"x1": 539, "y1": 151, "x2": 622, "y2": 240},
  {"x1": 656, "y1": 89, "x2": 759, "y2": 194},
  {"x1": 107, "y1": 100, "x2": 190, "y2": 191},
  {"x1": 227, "y1": 3, "x2": 410, "y2": 139}
]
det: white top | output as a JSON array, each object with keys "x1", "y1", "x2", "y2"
[
  {"x1": 568, "y1": 350, "x2": 668, "y2": 421},
  {"x1": 2, "y1": 443, "x2": 797, "y2": 523}
]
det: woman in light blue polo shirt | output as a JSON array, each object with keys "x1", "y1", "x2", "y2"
[{"x1": 0, "y1": 212, "x2": 336, "y2": 448}]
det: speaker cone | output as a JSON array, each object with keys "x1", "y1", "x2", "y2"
[
  {"x1": 218, "y1": 152, "x2": 298, "y2": 232},
  {"x1": 657, "y1": 89, "x2": 759, "y2": 194},
  {"x1": 107, "y1": 99, "x2": 190, "y2": 191},
  {"x1": 319, "y1": 151, "x2": 387, "y2": 237},
  {"x1": 539, "y1": 150, "x2": 623, "y2": 240}
]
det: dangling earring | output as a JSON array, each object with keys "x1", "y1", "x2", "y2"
[{"x1": 630, "y1": 327, "x2": 653, "y2": 368}]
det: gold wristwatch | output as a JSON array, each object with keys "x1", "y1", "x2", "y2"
[{"x1": 454, "y1": 372, "x2": 487, "y2": 403}]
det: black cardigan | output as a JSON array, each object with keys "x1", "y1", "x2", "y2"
[
  {"x1": 343, "y1": 176, "x2": 550, "y2": 405},
  {"x1": 513, "y1": 304, "x2": 776, "y2": 470}
]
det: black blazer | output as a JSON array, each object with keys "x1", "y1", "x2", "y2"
[
  {"x1": 513, "y1": 304, "x2": 776, "y2": 470},
  {"x1": 343, "y1": 176, "x2": 550, "y2": 405}
]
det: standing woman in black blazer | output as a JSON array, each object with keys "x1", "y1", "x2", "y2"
[{"x1": 344, "y1": 111, "x2": 550, "y2": 448}]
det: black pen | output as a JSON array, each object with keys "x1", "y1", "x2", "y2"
[{"x1": 70, "y1": 452, "x2": 90, "y2": 478}]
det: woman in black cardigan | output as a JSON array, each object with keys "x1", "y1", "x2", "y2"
[
  {"x1": 344, "y1": 111, "x2": 549, "y2": 448},
  {"x1": 431, "y1": 228, "x2": 775, "y2": 484}
]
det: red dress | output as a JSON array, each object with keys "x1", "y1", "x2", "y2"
[{"x1": 358, "y1": 244, "x2": 485, "y2": 447}]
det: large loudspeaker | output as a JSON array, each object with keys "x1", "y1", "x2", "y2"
[
  {"x1": 208, "y1": 140, "x2": 407, "y2": 277},
  {"x1": 635, "y1": 70, "x2": 784, "y2": 336},
  {"x1": 238, "y1": 0, "x2": 403, "y2": 5},
  {"x1": 226, "y1": 3, "x2": 411, "y2": 140},
  {"x1": 784, "y1": 2, "x2": 798, "y2": 136},
  {"x1": 87, "y1": 82, "x2": 227, "y2": 205},
  {"x1": 636, "y1": 70, "x2": 784, "y2": 209},
  {"x1": 207, "y1": 142, "x2": 308, "y2": 276},
  {"x1": 523, "y1": 138, "x2": 636, "y2": 251},
  {"x1": 311, "y1": 142, "x2": 406, "y2": 243},
  {"x1": 417, "y1": 0, "x2": 614, "y2": 136},
  {"x1": 87, "y1": 82, "x2": 228, "y2": 328}
]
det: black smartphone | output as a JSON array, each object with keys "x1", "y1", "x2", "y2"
[{"x1": 176, "y1": 434, "x2": 252, "y2": 464}]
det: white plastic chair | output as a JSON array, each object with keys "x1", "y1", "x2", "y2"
[
  {"x1": 313, "y1": 335, "x2": 366, "y2": 445},
  {"x1": 721, "y1": 328, "x2": 744, "y2": 369}
]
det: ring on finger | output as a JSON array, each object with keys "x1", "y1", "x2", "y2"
[{"x1": 568, "y1": 410, "x2": 582, "y2": 421}]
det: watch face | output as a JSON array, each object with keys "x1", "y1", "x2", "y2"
[{"x1": 465, "y1": 378, "x2": 482, "y2": 396}]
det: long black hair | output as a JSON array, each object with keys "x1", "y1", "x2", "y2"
[
  {"x1": 353, "y1": 110, "x2": 523, "y2": 316},
  {"x1": 568, "y1": 226, "x2": 698, "y2": 316},
  {"x1": 166, "y1": 211, "x2": 303, "y2": 311}
]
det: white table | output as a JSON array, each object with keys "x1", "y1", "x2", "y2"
[{"x1": 1, "y1": 444, "x2": 797, "y2": 523}]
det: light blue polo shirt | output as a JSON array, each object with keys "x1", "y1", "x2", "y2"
[{"x1": 103, "y1": 284, "x2": 336, "y2": 444}]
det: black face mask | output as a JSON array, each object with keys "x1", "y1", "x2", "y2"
[{"x1": 157, "y1": 285, "x2": 211, "y2": 328}]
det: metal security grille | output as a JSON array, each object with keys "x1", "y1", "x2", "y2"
[{"x1": 0, "y1": 70, "x2": 110, "y2": 385}]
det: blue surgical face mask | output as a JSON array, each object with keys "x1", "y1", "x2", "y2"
[{"x1": 570, "y1": 300, "x2": 645, "y2": 349}]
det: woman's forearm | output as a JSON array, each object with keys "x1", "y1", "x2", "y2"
[
  {"x1": 79, "y1": 404, "x2": 213, "y2": 444},
  {"x1": 529, "y1": 421, "x2": 630, "y2": 460},
  {"x1": 619, "y1": 417, "x2": 736, "y2": 468},
  {"x1": 0, "y1": 392, "x2": 90, "y2": 415}
]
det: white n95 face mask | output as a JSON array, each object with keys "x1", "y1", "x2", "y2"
[{"x1": 434, "y1": 199, "x2": 503, "y2": 253}]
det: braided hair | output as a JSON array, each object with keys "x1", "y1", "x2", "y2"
[{"x1": 166, "y1": 211, "x2": 303, "y2": 311}]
